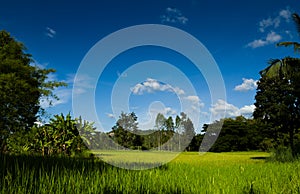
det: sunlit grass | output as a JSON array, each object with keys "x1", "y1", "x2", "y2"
[{"x1": 1, "y1": 151, "x2": 300, "y2": 193}]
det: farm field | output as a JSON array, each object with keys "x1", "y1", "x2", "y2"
[{"x1": 1, "y1": 151, "x2": 300, "y2": 193}]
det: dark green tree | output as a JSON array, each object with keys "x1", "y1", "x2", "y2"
[
  {"x1": 254, "y1": 12, "x2": 300, "y2": 155},
  {"x1": 0, "y1": 30, "x2": 66, "y2": 152},
  {"x1": 112, "y1": 112, "x2": 143, "y2": 149},
  {"x1": 165, "y1": 116, "x2": 175, "y2": 131},
  {"x1": 202, "y1": 116, "x2": 265, "y2": 152},
  {"x1": 254, "y1": 59, "x2": 300, "y2": 155}
]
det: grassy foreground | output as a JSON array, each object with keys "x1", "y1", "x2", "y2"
[{"x1": 1, "y1": 151, "x2": 300, "y2": 193}]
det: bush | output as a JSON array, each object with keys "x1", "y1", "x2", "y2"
[{"x1": 267, "y1": 146, "x2": 295, "y2": 162}]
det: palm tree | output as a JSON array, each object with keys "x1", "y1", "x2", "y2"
[
  {"x1": 261, "y1": 57, "x2": 300, "y2": 78},
  {"x1": 277, "y1": 13, "x2": 300, "y2": 53},
  {"x1": 256, "y1": 13, "x2": 300, "y2": 156},
  {"x1": 262, "y1": 12, "x2": 300, "y2": 78}
]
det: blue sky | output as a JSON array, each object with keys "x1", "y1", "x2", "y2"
[{"x1": 1, "y1": 0, "x2": 300, "y2": 133}]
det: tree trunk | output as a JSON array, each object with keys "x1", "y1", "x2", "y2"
[{"x1": 289, "y1": 127, "x2": 295, "y2": 156}]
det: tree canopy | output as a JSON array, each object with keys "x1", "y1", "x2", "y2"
[
  {"x1": 254, "y1": 12, "x2": 300, "y2": 155},
  {"x1": 0, "y1": 30, "x2": 66, "y2": 152}
]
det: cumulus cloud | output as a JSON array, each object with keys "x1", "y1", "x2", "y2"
[
  {"x1": 161, "y1": 7, "x2": 188, "y2": 25},
  {"x1": 239, "y1": 105, "x2": 256, "y2": 115},
  {"x1": 185, "y1": 96, "x2": 200, "y2": 104},
  {"x1": 247, "y1": 31, "x2": 282, "y2": 48},
  {"x1": 234, "y1": 78, "x2": 258, "y2": 92},
  {"x1": 184, "y1": 95, "x2": 205, "y2": 111},
  {"x1": 210, "y1": 99, "x2": 255, "y2": 119},
  {"x1": 45, "y1": 27, "x2": 56, "y2": 38},
  {"x1": 131, "y1": 78, "x2": 185, "y2": 95}
]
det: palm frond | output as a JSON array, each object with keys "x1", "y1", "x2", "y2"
[
  {"x1": 292, "y1": 13, "x2": 300, "y2": 36},
  {"x1": 277, "y1": 42, "x2": 300, "y2": 53}
]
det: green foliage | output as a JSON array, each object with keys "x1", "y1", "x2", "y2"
[
  {"x1": 268, "y1": 146, "x2": 295, "y2": 163},
  {"x1": 33, "y1": 113, "x2": 95, "y2": 156},
  {"x1": 254, "y1": 58, "x2": 300, "y2": 155},
  {"x1": 0, "y1": 30, "x2": 66, "y2": 152},
  {"x1": 111, "y1": 112, "x2": 143, "y2": 149},
  {"x1": 202, "y1": 116, "x2": 266, "y2": 152},
  {"x1": 6, "y1": 113, "x2": 97, "y2": 156},
  {"x1": 110, "y1": 112, "x2": 196, "y2": 151}
]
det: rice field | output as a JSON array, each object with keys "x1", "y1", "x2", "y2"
[{"x1": 1, "y1": 151, "x2": 300, "y2": 193}]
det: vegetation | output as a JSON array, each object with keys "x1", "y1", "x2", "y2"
[
  {"x1": 2, "y1": 152, "x2": 300, "y2": 193},
  {"x1": 110, "y1": 112, "x2": 195, "y2": 151},
  {"x1": 2, "y1": 11, "x2": 300, "y2": 194},
  {"x1": 254, "y1": 12, "x2": 300, "y2": 156},
  {"x1": 202, "y1": 116, "x2": 267, "y2": 152},
  {"x1": 0, "y1": 30, "x2": 66, "y2": 153},
  {"x1": 7, "y1": 113, "x2": 99, "y2": 156}
]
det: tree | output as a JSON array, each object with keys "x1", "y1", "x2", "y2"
[
  {"x1": 165, "y1": 116, "x2": 175, "y2": 131},
  {"x1": 111, "y1": 112, "x2": 143, "y2": 149},
  {"x1": 0, "y1": 30, "x2": 66, "y2": 152},
  {"x1": 254, "y1": 58, "x2": 300, "y2": 155},
  {"x1": 201, "y1": 116, "x2": 266, "y2": 152},
  {"x1": 254, "y1": 12, "x2": 300, "y2": 156},
  {"x1": 155, "y1": 113, "x2": 166, "y2": 131}
]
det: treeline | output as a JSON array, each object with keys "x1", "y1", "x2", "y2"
[
  {"x1": 97, "y1": 112, "x2": 288, "y2": 152},
  {"x1": 108, "y1": 112, "x2": 195, "y2": 151}
]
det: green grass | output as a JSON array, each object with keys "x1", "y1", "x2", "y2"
[{"x1": 1, "y1": 151, "x2": 300, "y2": 193}]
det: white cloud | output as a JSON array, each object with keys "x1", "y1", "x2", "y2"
[
  {"x1": 131, "y1": 78, "x2": 185, "y2": 95},
  {"x1": 248, "y1": 7, "x2": 292, "y2": 49},
  {"x1": 279, "y1": 8, "x2": 292, "y2": 22},
  {"x1": 45, "y1": 27, "x2": 56, "y2": 38},
  {"x1": 185, "y1": 95, "x2": 200, "y2": 104},
  {"x1": 164, "y1": 107, "x2": 177, "y2": 115},
  {"x1": 234, "y1": 78, "x2": 258, "y2": 92},
  {"x1": 266, "y1": 31, "x2": 282, "y2": 42},
  {"x1": 161, "y1": 7, "x2": 188, "y2": 25},
  {"x1": 258, "y1": 8, "x2": 292, "y2": 33},
  {"x1": 259, "y1": 17, "x2": 280, "y2": 33},
  {"x1": 184, "y1": 95, "x2": 205, "y2": 111},
  {"x1": 239, "y1": 105, "x2": 256, "y2": 115},
  {"x1": 210, "y1": 99, "x2": 255, "y2": 119},
  {"x1": 247, "y1": 31, "x2": 282, "y2": 48},
  {"x1": 106, "y1": 113, "x2": 115, "y2": 119}
]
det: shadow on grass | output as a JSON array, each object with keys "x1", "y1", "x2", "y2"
[
  {"x1": 0, "y1": 153, "x2": 168, "y2": 177},
  {"x1": 0, "y1": 153, "x2": 109, "y2": 177},
  {"x1": 250, "y1": 156, "x2": 269, "y2": 160}
]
